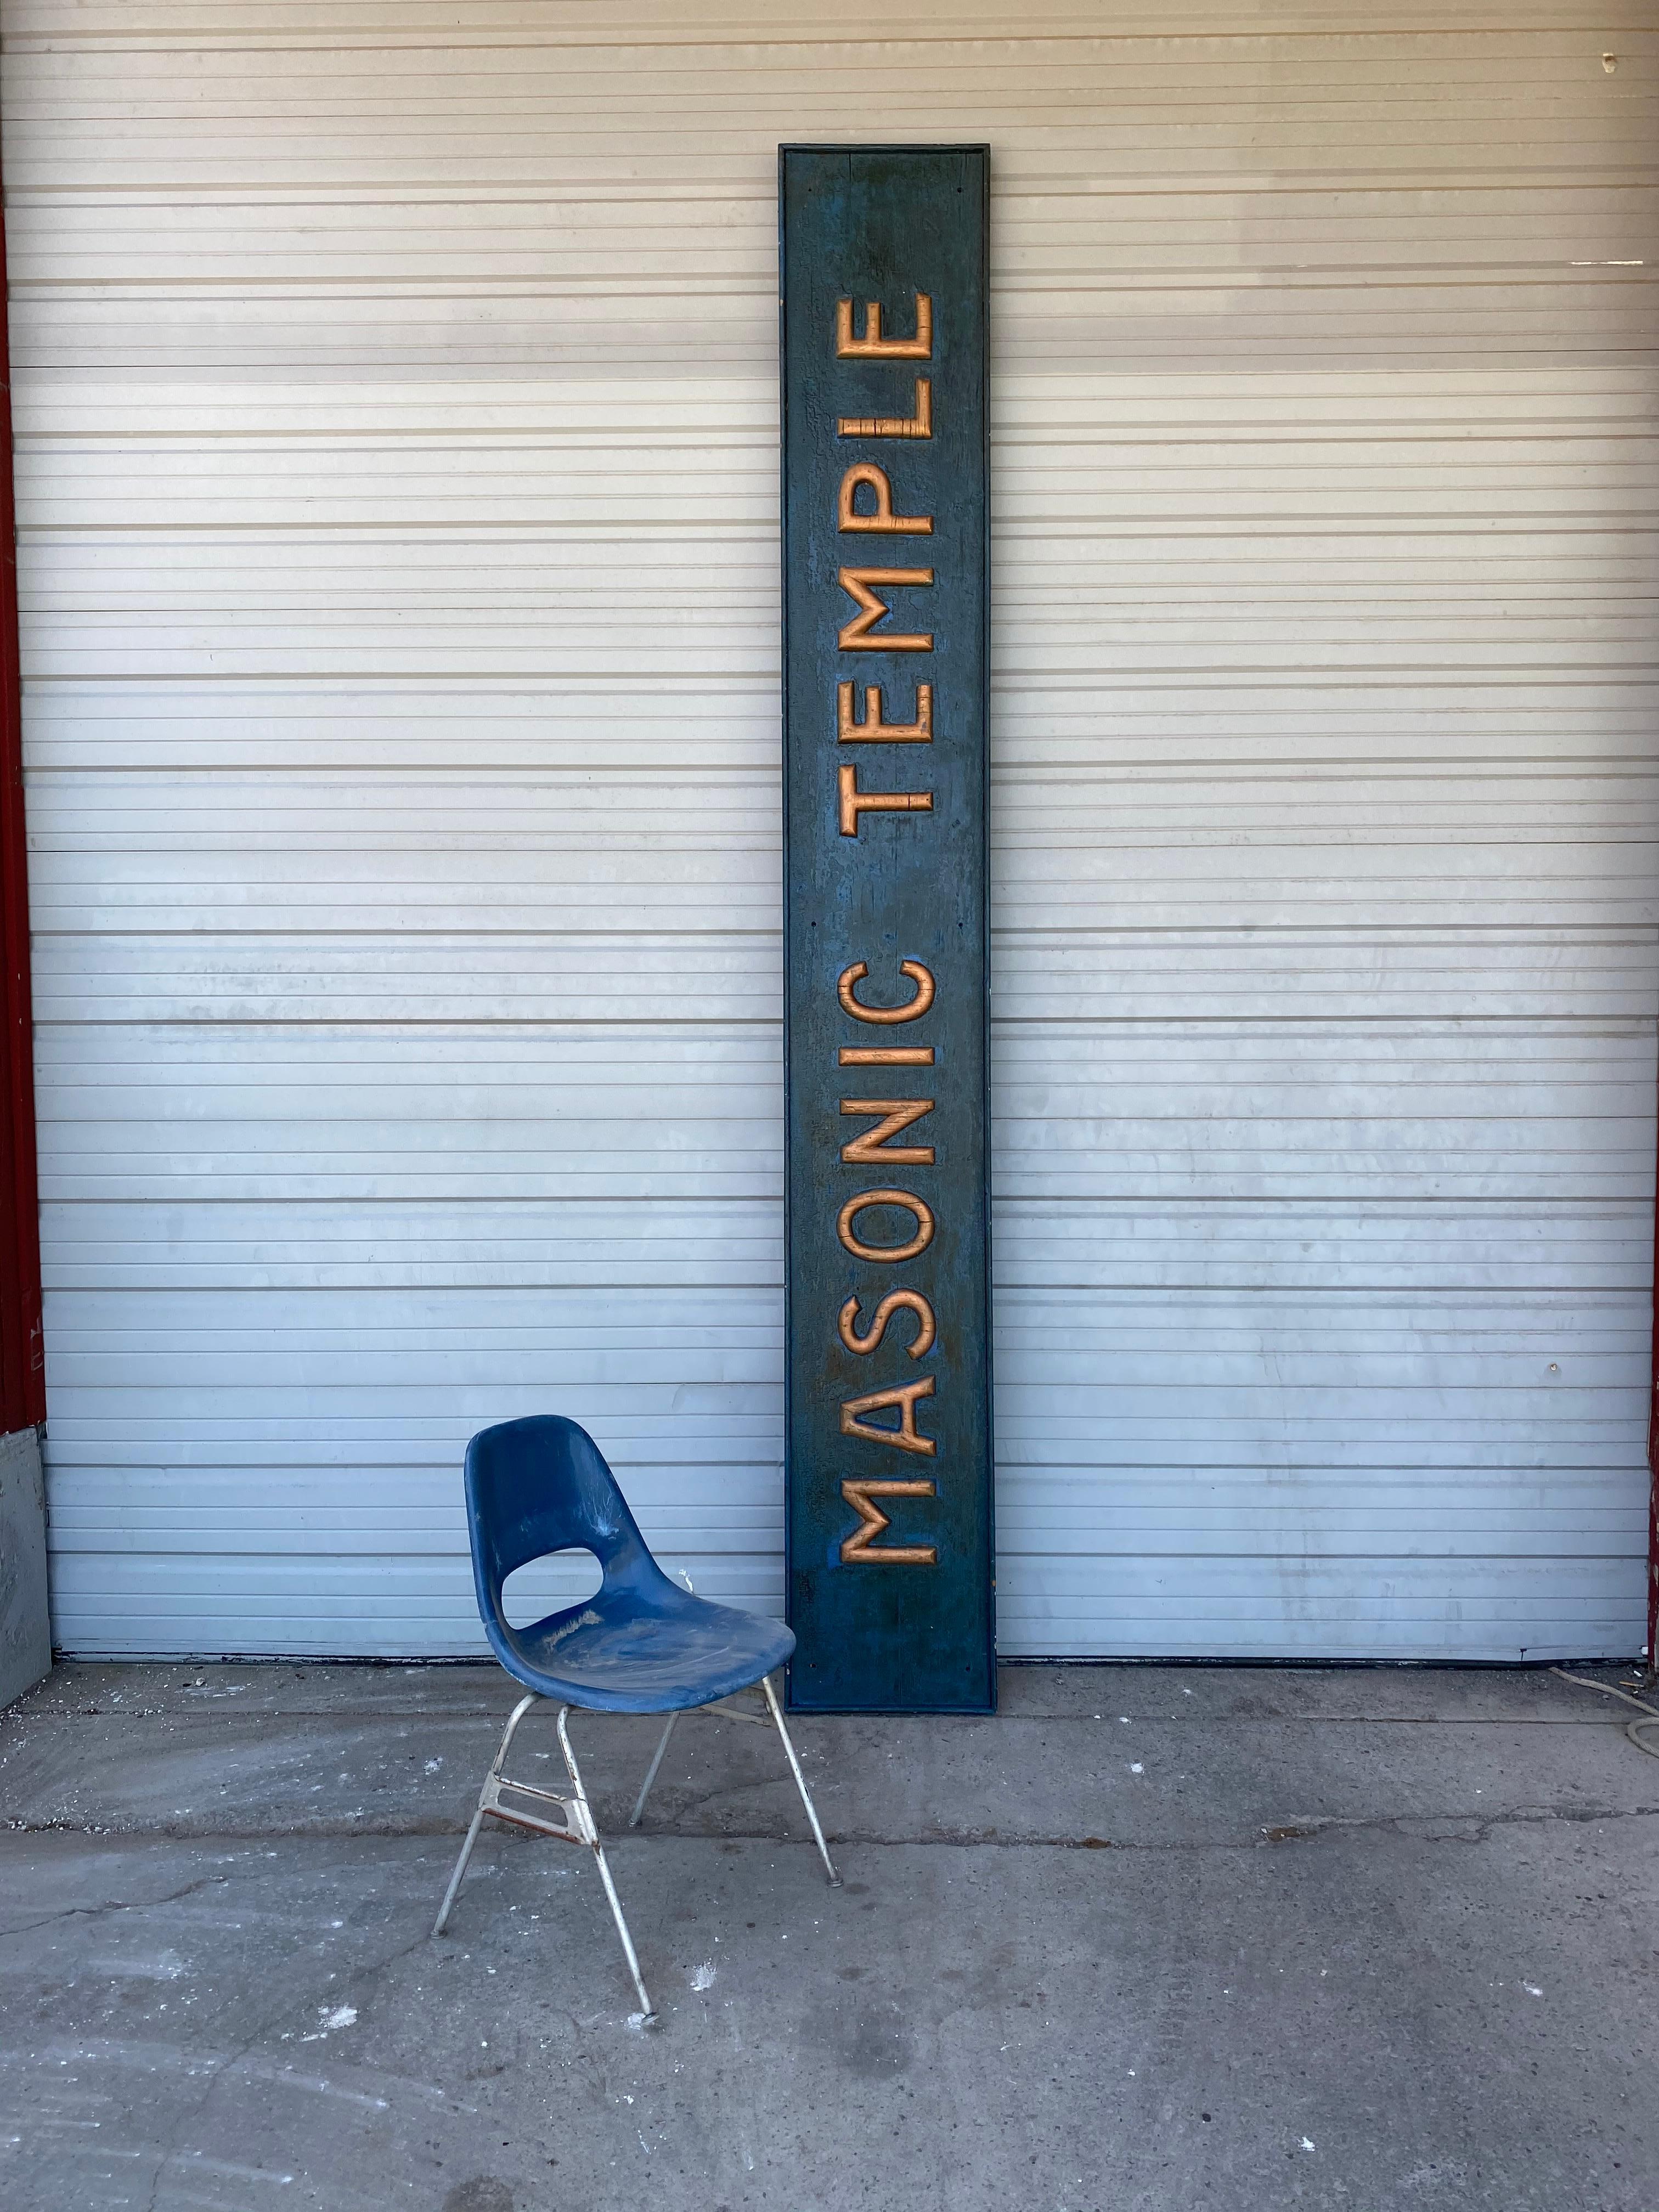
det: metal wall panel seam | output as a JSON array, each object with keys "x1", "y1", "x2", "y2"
[{"x1": 5, "y1": 0, "x2": 1652, "y2": 1657}]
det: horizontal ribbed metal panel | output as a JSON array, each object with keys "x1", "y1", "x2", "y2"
[{"x1": 5, "y1": 0, "x2": 1653, "y2": 1657}]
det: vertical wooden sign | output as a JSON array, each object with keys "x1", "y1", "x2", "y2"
[{"x1": 780, "y1": 146, "x2": 993, "y2": 1713}]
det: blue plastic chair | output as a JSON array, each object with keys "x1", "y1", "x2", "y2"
[{"x1": 432, "y1": 1415, "x2": 839, "y2": 2020}]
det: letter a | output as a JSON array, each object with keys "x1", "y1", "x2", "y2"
[{"x1": 839, "y1": 1374, "x2": 936, "y2": 1457}]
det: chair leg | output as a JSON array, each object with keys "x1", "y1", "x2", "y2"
[
  {"x1": 557, "y1": 1706, "x2": 656, "y2": 2023},
  {"x1": 760, "y1": 1673, "x2": 840, "y2": 1887},
  {"x1": 434, "y1": 1691, "x2": 539, "y2": 1937},
  {"x1": 629, "y1": 1711, "x2": 678, "y2": 1830}
]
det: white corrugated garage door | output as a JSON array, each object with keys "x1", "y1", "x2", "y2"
[{"x1": 4, "y1": 0, "x2": 1653, "y2": 1659}]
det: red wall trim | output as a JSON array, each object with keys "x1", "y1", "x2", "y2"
[
  {"x1": 0, "y1": 172, "x2": 46, "y2": 1434},
  {"x1": 1649, "y1": 1116, "x2": 1658, "y2": 1671}
]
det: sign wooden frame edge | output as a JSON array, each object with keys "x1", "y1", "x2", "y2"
[{"x1": 777, "y1": 142, "x2": 996, "y2": 1713}]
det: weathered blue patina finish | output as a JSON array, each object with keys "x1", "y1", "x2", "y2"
[
  {"x1": 464, "y1": 1415, "x2": 798, "y2": 1712},
  {"x1": 780, "y1": 145, "x2": 993, "y2": 1712}
]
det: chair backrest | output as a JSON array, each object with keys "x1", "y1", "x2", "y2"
[{"x1": 464, "y1": 1415, "x2": 670, "y2": 1616}]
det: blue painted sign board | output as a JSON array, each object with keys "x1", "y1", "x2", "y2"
[{"x1": 780, "y1": 145, "x2": 994, "y2": 1712}]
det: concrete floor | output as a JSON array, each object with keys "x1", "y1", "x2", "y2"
[{"x1": 2, "y1": 1661, "x2": 1657, "y2": 2212}]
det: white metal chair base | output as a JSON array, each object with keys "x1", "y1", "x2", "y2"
[
  {"x1": 432, "y1": 1670, "x2": 839, "y2": 2023},
  {"x1": 432, "y1": 1694, "x2": 654, "y2": 2019},
  {"x1": 629, "y1": 1673, "x2": 840, "y2": 1888}
]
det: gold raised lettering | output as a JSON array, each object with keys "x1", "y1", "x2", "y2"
[
  {"x1": 839, "y1": 765, "x2": 932, "y2": 837},
  {"x1": 835, "y1": 294, "x2": 932, "y2": 360},
  {"x1": 837, "y1": 1187, "x2": 934, "y2": 1262},
  {"x1": 840, "y1": 1479, "x2": 938, "y2": 1564},
  {"x1": 840, "y1": 1374, "x2": 936, "y2": 1455},
  {"x1": 838, "y1": 1046, "x2": 934, "y2": 1065},
  {"x1": 838, "y1": 1289, "x2": 937, "y2": 1359},
  {"x1": 837, "y1": 567, "x2": 934, "y2": 652},
  {"x1": 837, "y1": 959, "x2": 935, "y2": 1024},
  {"x1": 839, "y1": 1098, "x2": 935, "y2": 1166},
  {"x1": 838, "y1": 680, "x2": 932, "y2": 743},
  {"x1": 838, "y1": 464, "x2": 932, "y2": 536},
  {"x1": 837, "y1": 379, "x2": 932, "y2": 441}
]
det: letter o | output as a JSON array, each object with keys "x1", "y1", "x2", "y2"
[{"x1": 837, "y1": 1188, "x2": 935, "y2": 1263}]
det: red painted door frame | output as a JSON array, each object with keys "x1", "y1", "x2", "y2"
[
  {"x1": 1650, "y1": 1193, "x2": 1659, "y2": 1671},
  {"x1": 0, "y1": 171, "x2": 46, "y2": 1436}
]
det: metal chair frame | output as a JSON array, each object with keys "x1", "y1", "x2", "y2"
[{"x1": 433, "y1": 1668, "x2": 838, "y2": 2023}]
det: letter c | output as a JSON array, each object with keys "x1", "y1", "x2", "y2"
[{"x1": 837, "y1": 959, "x2": 935, "y2": 1025}]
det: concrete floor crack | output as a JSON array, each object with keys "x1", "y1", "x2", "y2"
[{"x1": 0, "y1": 1870, "x2": 232, "y2": 1939}]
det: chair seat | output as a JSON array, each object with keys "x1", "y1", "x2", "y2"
[{"x1": 491, "y1": 1583, "x2": 797, "y2": 1714}]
